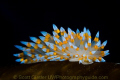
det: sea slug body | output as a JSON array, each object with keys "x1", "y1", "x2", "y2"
[{"x1": 14, "y1": 24, "x2": 109, "y2": 65}]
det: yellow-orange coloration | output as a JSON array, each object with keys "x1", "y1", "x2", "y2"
[
  {"x1": 67, "y1": 53, "x2": 70, "y2": 56},
  {"x1": 39, "y1": 54, "x2": 42, "y2": 57},
  {"x1": 62, "y1": 48, "x2": 65, "y2": 52},
  {"x1": 31, "y1": 54, "x2": 35, "y2": 58},
  {"x1": 70, "y1": 45, "x2": 73, "y2": 48},
  {"x1": 20, "y1": 58, "x2": 24, "y2": 62},
  {"x1": 84, "y1": 47, "x2": 88, "y2": 50},
  {"x1": 53, "y1": 47, "x2": 57, "y2": 51},
  {"x1": 89, "y1": 36, "x2": 91, "y2": 39},
  {"x1": 36, "y1": 39, "x2": 41, "y2": 44},
  {"x1": 24, "y1": 59, "x2": 28, "y2": 63},
  {"x1": 45, "y1": 34, "x2": 51, "y2": 39},
  {"x1": 84, "y1": 59, "x2": 89, "y2": 62},
  {"x1": 94, "y1": 37, "x2": 99, "y2": 42},
  {"x1": 65, "y1": 47, "x2": 69, "y2": 50},
  {"x1": 94, "y1": 45, "x2": 98, "y2": 49},
  {"x1": 44, "y1": 55, "x2": 48, "y2": 58},
  {"x1": 58, "y1": 42, "x2": 63, "y2": 46},
  {"x1": 80, "y1": 41, "x2": 84, "y2": 45},
  {"x1": 79, "y1": 58, "x2": 83, "y2": 60},
  {"x1": 93, "y1": 57, "x2": 97, "y2": 61},
  {"x1": 19, "y1": 52, "x2": 24, "y2": 57},
  {"x1": 73, "y1": 55, "x2": 75, "y2": 58},
  {"x1": 30, "y1": 49, "x2": 35, "y2": 53},
  {"x1": 60, "y1": 56, "x2": 63, "y2": 59},
  {"x1": 14, "y1": 25, "x2": 109, "y2": 65},
  {"x1": 101, "y1": 51, "x2": 105, "y2": 57},
  {"x1": 98, "y1": 57, "x2": 102, "y2": 61},
  {"x1": 63, "y1": 41, "x2": 67, "y2": 44},
  {"x1": 84, "y1": 33, "x2": 89, "y2": 40},
  {"x1": 78, "y1": 36, "x2": 82, "y2": 40},
  {"x1": 84, "y1": 55, "x2": 87, "y2": 59},
  {"x1": 27, "y1": 43, "x2": 31, "y2": 47},
  {"x1": 61, "y1": 32, "x2": 64, "y2": 35},
  {"x1": 71, "y1": 32, "x2": 74, "y2": 35},
  {"x1": 53, "y1": 52, "x2": 57, "y2": 55},
  {"x1": 42, "y1": 45, "x2": 46, "y2": 49},
  {"x1": 88, "y1": 43, "x2": 91, "y2": 47},
  {"x1": 55, "y1": 29, "x2": 60, "y2": 33},
  {"x1": 89, "y1": 51, "x2": 93, "y2": 55},
  {"x1": 46, "y1": 49, "x2": 50, "y2": 53},
  {"x1": 68, "y1": 35, "x2": 71, "y2": 39},
  {"x1": 101, "y1": 45, "x2": 104, "y2": 49},
  {"x1": 65, "y1": 37, "x2": 69, "y2": 40},
  {"x1": 34, "y1": 44, "x2": 38, "y2": 49},
  {"x1": 76, "y1": 47, "x2": 79, "y2": 51},
  {"x1": 55, "y1": 35, "x2": 59, "y2": 38},
  {"x1": 71, "y1": 39, "x2": 74, "y2": 43},
  {"x1": 65, "y1": 58, "x2": 68, "y2": 60},
  {"x1": 44, "y1": 38, "x2": 49, "y2": 42},
  {"x1": 55, "y1": 41, "x2": 58, "y2": 44}
]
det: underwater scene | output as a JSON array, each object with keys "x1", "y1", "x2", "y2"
[{"x1": 0, "y1": 1, "x2": 120, "y2": 80}]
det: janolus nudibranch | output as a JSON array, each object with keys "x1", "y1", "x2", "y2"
[{"x1": 14, "y1": 24, "x2": 109, "y2": 65}]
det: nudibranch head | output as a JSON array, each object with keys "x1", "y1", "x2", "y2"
[{"x1": 14, "y1": 24, "x2": 109, "y2": 65}]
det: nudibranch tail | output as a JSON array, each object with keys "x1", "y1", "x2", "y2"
[{"x1": 14, "y1": 24, "x2": 109, "y2": 65}]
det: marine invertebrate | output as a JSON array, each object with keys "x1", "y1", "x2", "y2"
[{"x1": 14, "y1": 24, "x2": 109, "y2": 65}]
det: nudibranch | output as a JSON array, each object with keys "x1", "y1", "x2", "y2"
[{"x1": 14, "y1": 24, "x2": 109, "y2": 65}]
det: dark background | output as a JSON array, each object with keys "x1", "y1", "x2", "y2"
[{"x1": 0, "y1": 1, "x2": 119, "y2": 66}]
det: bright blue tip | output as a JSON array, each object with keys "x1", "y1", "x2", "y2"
[
  {"x1": 39, "y1": 36, "x2": 45, "y2": 41},
  {"x1": 105, "y1": 53, "x2": 110, "y2": 56},
  {"x1": 95, "y1": 59, "x2": 100, "y2": 62},
  {"x1": 102, "y1": 40, "x2": 107, "y2": 46},
  {"x1": 88, "y1": 38, "x2": 91, "y2": 43},
  {"x1": 105, "y1": 50, "x2": 109, "y2": 53},
  {"x1": 14, "y1": 45, "x2": 24, "y2": 51},
  {"x1": 60, "y1": 59, "x2": 65, "y2": 61},
  {"x1": 68, "y1": 27, "x2": 72, "y2": 33},
  {"x1": 15, "y1": 59, "x2": 21, "y2": 62},
  {"x1": 20, "y1": 60, "x2": 25, "y2": 64},
  {"x1": 101, "y1": 58, "x2": 106, "y2": 62},
  {"x1": 29, "y1": 36, "x2": 37, "y2": 42},
  {"x1": 53, "y1": 31, "x2": 57, "y2": 36},
  {"x1": 83, "y1": 27, "x2": 86, "y2": 32},
  {"x1": 87, "y1": 29, "x2": 91, "y2": 36},
  {"x1": 43, "y1": 59, "x2": 47, "y2": 62},
  {"x1": 96, "y1": 31, "x2": 99, "y2": 38},
  {"x1": 60, "y1": 27, "x2": 65, "y2": 32},
  {"x1": 29, "y1": 42, "x2": 35, "y2": 47},
  {"x1": 13, "y1": 54, "x2": 19, "y2": 57},
  {"x1": 38, "y1": 44, "x2": 43, "y2": 48},
  {"x1": 80, "y1": 32, "x2": 84, "y2": 37},
  {"x1": 20, "y1": 41, "x2": 28, "y2": 45},
  {"x1": 79, "y1": 60, "x2": 82, "y2": 64},
  {"x1": 76, "y1": 29, "x2": 80, "y2": 33},
  {"x1": 45, "y1": 42, "x2": 49, "y2": 46},
  {"x1": 41, "y1": 31, "x2": 47, "y2": 36},
  {"x1": 53, "y1": 24, "x2": 58, "y2": 30},
  {"x1": 96, "y1": 40, "x2": 101, "y2": 46}
]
